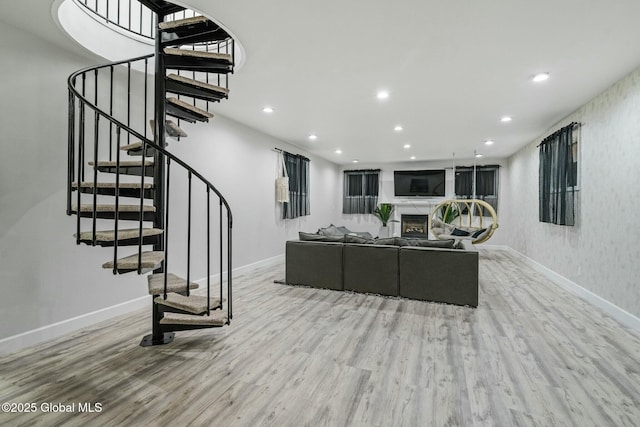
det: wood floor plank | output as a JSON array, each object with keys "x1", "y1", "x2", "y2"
[{"x1": 1, "y1": 248, "x2": 639, "y2": 426}]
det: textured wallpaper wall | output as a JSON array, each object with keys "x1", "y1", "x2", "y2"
[{"x1": 503, "y1": 66, "x2": 640, "y2": 318}]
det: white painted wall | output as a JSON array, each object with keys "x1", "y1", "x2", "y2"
[
  {"x1": 502, "y1": 65, "x2": 640, "y2": 318},
  {"x1": 0, "y1": 21, "x2": 153, "y2": 343}
]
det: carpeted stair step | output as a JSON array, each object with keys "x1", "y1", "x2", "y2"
[
  {"x1": 89, "y1": 159, "x2": 154, "y2": 177},
  {"x1": 74, "y1": 228, "x2": 163, "y2": 247},
  {"x1": 166, "y1": 74, "x2": 229, "y2": 102},
  {"x1": 163, "y1": 48, "x2": 233, "y2": 73},
  {"x1": 160, "y1": 311, "x2": 228, "y2": 327},
  {"x1": 71, "y1": 204, "x2": 156, "y2": 221},
  {"x1": 137, "y1": 0, "x2": 184, "y2": 15},
  {"x1": 148, "y1": 273, "x2": 199, "y2": 295},
  {"x1": 155, "y1": 293, "x2": 221, "y2": 315},
  {"x1": 71, "y1": 181, "x2": 154, "y2": 199},
  {"x1": 150, "y1": 119, "x2": 187, "y2": 139},
  {"x1": 166, "y1": 97, "x2": 214, "y2": 123},
  {"x1": 160, "y1": 15, "x2": 230, "y2": 46},
  {"x1": 102, "y1": 250, "x2": 165, "y2": 274}
]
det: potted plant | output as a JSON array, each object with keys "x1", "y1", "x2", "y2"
[
  {"x1": 373, "y1": 203, "x2": 398, "y2": 238},
  {"x1": 438, "y1": 202, "x2": 460, "y2": 224}
]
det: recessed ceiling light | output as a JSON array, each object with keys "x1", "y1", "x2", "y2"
[
  {"x1": 377, "y1": 90, "x2": 390, "y2": 100},
  {"x1": 485, "y1": 140, "x2": 494, "y2": 146},
  {"x1": 352, "y1": 160, "x2": 359, "y2": 163},
  {"x1": 532, "y1": 72, "x2": 550, "y2": 82},
  {"x1": 475, "y1": 153, "x2": 483, "y2": 158},
  {"x1": 500, "y1": 116, "x2": 512, "y2": 123},
  {"x1": 308, "y1": 134, "x2": 317, "y2": 141},
  {"x1": 262, "y1": 106, "x2": 274, "y2": 113},
  {"x1": 410, "y1": 156, "x2": 416, "y2": 160},
  {"x1": 394, "y1": 125, "x2": 403, "y2": 132},
  {"x1": 403, "y1": 144, "x2": 411, "y2": 149},
  {"x1": 335, "y1": 149, "x2": 342, "y2": 154}
]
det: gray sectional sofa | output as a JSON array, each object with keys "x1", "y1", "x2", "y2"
[{"x1": 285, "y1": 237, "x2": 479, "y2": 307}]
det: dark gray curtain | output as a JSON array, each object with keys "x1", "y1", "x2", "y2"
[
  {"x1": 455, "y1": 165, "x2": 499, "y2": 212},
  {"x1": 282, "y1": 152, "x2": 310, "y2": 219},
  {"x1": 343, "y1": 169, "x2": 380, "y2": 214},
  {"x1": 539, "y1": 123, "x2": 576, "y2": 225}
]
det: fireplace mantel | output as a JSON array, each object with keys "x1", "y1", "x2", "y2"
[{"x1": 387, "y1": 199, "x2": 443, "y2": 237}]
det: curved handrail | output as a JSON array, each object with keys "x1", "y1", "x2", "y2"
[{"x1": 68, "y1": 59, "x2": 233, "y2": 220}]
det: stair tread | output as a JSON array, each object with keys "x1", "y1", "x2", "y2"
[
  {"x1": 167, "y1": 97, "x2": 214, "y2": 118},
  {"x1": 150, "y1": 120, "x2": 187, "y2": 138},
  {"x1": 120, "y1": 141, "x2": 163, "y2": 152},
  {"x1": 155, "y1": 293, "x2": 221, "y2": 314},
  {"x1": 102, "y1": 251, "x2": 164, "y2": 270},
  {"x1": 89, "y1": 160, "x2": 154, "y2": 167},
  {"x1": 167, "y1": 74, "x2": 229, "y2": 95},
  {"x1": 148, "y1": 273, "x2": 199, "y2": 295},
  {"x1": 72, "y1": 204, "x2": 156, "y2": 212},
  {"x1": 72, "y1": 181, "x2": 153, "y2": 189},
  {"x1": 164, "y1": 47, "x2": 232, "y2": 63},
  {"x1": 75, "y1": 228, "x2": 163, "y2": 242},
  {"x1": 159, "y1": 15, "x2": 208, "y2": 30},
  {"x1": 160, "y1": 311, "x2": 228, "y2": 326}
]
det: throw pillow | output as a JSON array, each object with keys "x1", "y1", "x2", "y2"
[
  {"x1": 337, "y1": 226, "x2": 352, "y2": 235},
  {"x1": 318, "y1": 224, "x2": 341, "y2": 236},
  {"x1": 374, "y1": 238, "x2": 396, "y2": 246},
  {"x1": 299, "y1": 232, "x2": 344, "y2": 242},
  {"x1": 413, "y1": 238, "x2": 455, "y2": 249},
  {"x1": 472, "y1": 228, "x2": 487, "y2": 238},
  {"x1": 451, "y1": 228, "x2": 471, "y2": 236},
  {"x1": 345, "y1": 235, "x2": 374, "y2": 244},
  {"x1": 353, "y1": 231, "x2": 374, "y2": 239}
]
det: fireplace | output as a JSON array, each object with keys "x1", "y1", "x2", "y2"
[{"x1": 401, "y1": 214, "x2": 429, "y2": 238}]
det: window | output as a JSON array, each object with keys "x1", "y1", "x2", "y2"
[
  {"x1": 539, "y1": 122, "x2": 579, "y2": 226},
  {"x1": 343, "y1": 169, "x2": 380, "y2": 214},
  {"x1": 282, "y1": 152, "x2": 310, "y2": 219},
  {"x1": 455, "y1": 165, "x2": 500, "y2": 213}
]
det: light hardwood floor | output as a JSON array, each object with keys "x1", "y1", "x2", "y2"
[{"x1": 1, "y1": 248, "x2": 639, "y2": 426}]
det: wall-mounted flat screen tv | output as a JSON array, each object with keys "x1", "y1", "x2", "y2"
[{"x1": 394, "y1": 169, "x2": 446, "y2": 197}]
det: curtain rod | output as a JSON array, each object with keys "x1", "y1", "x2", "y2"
[
  {"x1": 448, "y1": 164, "x2": 500, "y2": 169},
  {"x1": 537, "y1": 122, "x2": 582, "y2": 147},
  {"x1": 273, "y1": 147, "x2": 309, "y2": 161}
]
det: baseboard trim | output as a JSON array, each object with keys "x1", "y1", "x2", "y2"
[
  {"x1": 194, "y1": 254, "x2": 284, "y2": 285},
  {"x1": 0, "y1": 296, "x2": 149, "y2": 356},
  {"x1": 506, "y1": 247, "x2": 640, "y2": 332},
  {"x1": 0, "y1": 254, "x2": 285, "y2": 356}
]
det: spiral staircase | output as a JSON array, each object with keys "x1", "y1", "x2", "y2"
[{"x1": 67, "y1": 0, "x2": 234, "y2": 346}]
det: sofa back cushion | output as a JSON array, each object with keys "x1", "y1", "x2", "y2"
[
  {"x1": 286, "y1": 241, "x2": 344, "y2": 290},
  {"x1": 399, "y1": 246, "x2": 478, "y2": 307},
  {"x1": 343, "y1": 244, "x2": 399, "y2": 297}
]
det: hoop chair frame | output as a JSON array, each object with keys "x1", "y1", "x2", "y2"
[{"x1": 430, "y1": 199, "x2": 498, "y2": 244}]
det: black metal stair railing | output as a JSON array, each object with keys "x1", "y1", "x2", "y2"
[
  {"x1": 75, "y1": 0, "x2": 198, "y2": 40},
  {"x1": 67, "y1": 55, "x2": 233, "y2": 323}
]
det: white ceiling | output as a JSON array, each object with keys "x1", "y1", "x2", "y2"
[{"x1": 6, "y1": 0, "x2": 640, "y2": 164}]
